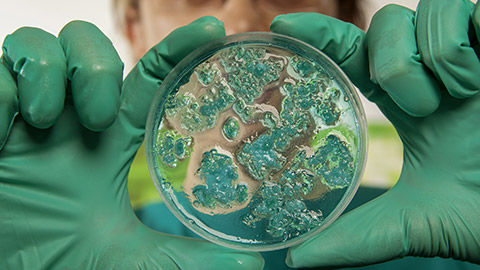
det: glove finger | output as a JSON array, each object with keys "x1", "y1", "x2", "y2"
[
  {"x1": 286, "y1": 187, "x2": 411, "y2": 269},
  {"x1": 473, "y1": 2, "x2": 480, "y2": 50},
  {"x1": 117, "y1": 16, "x2": 226, "y2": 135},
  {"x1": 2, "y1": 27, "x2": 66, "y2": 129},
  {"x1": 58, "y1": 21, "x2": 124, "y2": 131},
  {"x1": 416, "y1": 0, "x2": 479, "y2": 98},
  {"x1": 367, "y1": 5, "x2": 441, "y2": 117},
  {"x1": 0, "y1": 64, "x2": 18, "y2": 150},
  {"x1": 270, "y1": 13, "x2": 388, "y2": 105}
]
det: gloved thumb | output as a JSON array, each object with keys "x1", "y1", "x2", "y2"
[
  {"x1": 286, "y1": 186, "x2": 415, "y2": 269},
  {"x1": 115, "y1": 16, "x2": 226, "y2": 137}
]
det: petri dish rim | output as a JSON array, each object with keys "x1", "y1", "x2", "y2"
[{"x1": 145, "y1": 31, "x2": 368, "y2": 251}]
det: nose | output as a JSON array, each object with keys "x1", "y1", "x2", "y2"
[{"x1": 217, "y1": 0, "x2": 267, "y2": 35}]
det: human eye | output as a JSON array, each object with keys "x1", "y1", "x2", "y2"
[
  {"x1": 259, "y1": 0, "x2": 324, "y2": 10},
  {"x1": 184, "y1": 0, "x2": 224, "y2": 7}
]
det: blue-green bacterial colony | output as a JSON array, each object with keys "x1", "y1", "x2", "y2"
[{"x1": 154, "y1": 44, "x2": 361, "y2": 246}]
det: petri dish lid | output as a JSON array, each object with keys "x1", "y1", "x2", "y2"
[{"x1": 145, "y1": 32, "x2": 367, "y2": 251}]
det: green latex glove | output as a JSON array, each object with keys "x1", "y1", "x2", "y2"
[
  {"x1": 0, "y1": 17, "x2": 264, "y2": 269},
  {"x1": 270, "y1": 0, "x2": 480, "y2": 268}
]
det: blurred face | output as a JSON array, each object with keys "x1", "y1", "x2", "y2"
[{"x1": 127, "y1": 0, "x2": 338, "y2": 60}]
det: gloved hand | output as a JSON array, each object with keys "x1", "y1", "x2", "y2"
[
  {"x1": 270, "y1": 0, "x2": 480, "y2": 268},
  {"x1": 0, "y1": 17, "x2": 263, "y2": 269}
]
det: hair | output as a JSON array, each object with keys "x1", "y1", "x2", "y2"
[
  {"x1": 112, "y1": 0, "x2": 365, "y2": 31},
  {"x1": 112, "y1": 0, "x2": 139, "y2": 31},
  {"x1": 338, "y1": 0, "x2": 365, "y2": 28}
]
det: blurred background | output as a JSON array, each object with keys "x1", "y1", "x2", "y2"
[
  {"x1": 0, "y1": 1, "x2": 419, "y2": 73},
  {"x1": 0, "y1": 0, "x2": 419, "y2": 196}
]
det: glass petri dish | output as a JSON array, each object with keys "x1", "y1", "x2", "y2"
[{"x1": 145, "y1": 32, "x2": 367, "y2": 251}]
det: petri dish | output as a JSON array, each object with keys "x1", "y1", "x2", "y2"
[{"x1": 145, "y1": 32, "x2": 367, "y2": 251}]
